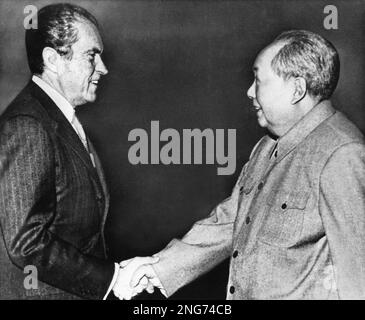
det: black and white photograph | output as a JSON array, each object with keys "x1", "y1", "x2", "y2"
[{"x1": 0, "y1": 0, "x2": 365, "y2": 308}]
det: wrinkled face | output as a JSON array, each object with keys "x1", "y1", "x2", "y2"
[
  {"x1": 57, "y1": 20, "x2": 108, "y2": 106},
  {"x1": 247, "y1": 44, "x2": 295, "y2": 137}
]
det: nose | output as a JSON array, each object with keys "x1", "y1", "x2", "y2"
[
  {"x1": 96, "y1": 55, "x2": 108, "y2": 75},
  {"x1": 247, "y1": 81, "x2": 255, "y2": 100}
]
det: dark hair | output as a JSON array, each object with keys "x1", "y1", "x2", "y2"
[
  {"x1": 271, "y1": 30, "x2": 340, "y2": 101},
  {"x1": 25, "y1": 3, "x2": 99, "y2": 75}
]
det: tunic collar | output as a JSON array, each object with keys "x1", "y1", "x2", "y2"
[{"x1": 274, "y1": 100, "x2": 336, "y2": 162}]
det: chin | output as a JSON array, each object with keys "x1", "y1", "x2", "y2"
[
  {"x1": 87, "y1": 97, "x2": 97, "y2": 103},
  {"x1": 84, "y1": 94, "x2": 97, "y2": 103},
  {"x1": 257, "y1": 118, "x2": 268, "y2": 128}
]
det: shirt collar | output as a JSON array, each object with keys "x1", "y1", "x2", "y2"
[
  {"x1": 274, "y1": 100, "x2": 336, "y2": 161},
  {"x1": 32, "y1": 75, "x2": 75, "y2": 124}
]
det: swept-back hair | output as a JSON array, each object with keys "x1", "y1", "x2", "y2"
[
  {"x1": 26, "y1": 3, "x2": 98, "y2": 75},
  {"x1": 271, "y1": 30, "x2": 340, "y2": 101}
]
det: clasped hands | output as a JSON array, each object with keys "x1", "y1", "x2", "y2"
[{"x1": 112, "y1": 256, "x2": 167, "y2": 300}]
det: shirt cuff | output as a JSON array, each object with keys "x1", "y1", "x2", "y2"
[{"x1": 103, "y1": 263, "x2": 120, "y2": 300}]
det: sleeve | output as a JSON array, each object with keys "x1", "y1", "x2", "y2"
[
  {"x1": 319, "y1": 142, "x2": 365, "y2": 299},
  {"x1": 153, "y1": 162, "x2": 248, "y2": 297},
  {"x1": 0, "y1": 116, "x2": 114, "y2": 299}
]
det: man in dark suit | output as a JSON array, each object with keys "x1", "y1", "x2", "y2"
[{"x1": 0, "y1": 3, "x2": 156, "y2": 300}]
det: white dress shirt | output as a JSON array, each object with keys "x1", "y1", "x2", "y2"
[{"x1": 32, "y1": 76, "x2": 82, "y2": 137}]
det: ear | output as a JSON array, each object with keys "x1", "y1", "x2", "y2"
[
  {"x1": 42, "y1": 47, "x2": 59, "y2": 73},
  {"x1": 291, "y1": 77, "x2": 307, "y2": 104}
]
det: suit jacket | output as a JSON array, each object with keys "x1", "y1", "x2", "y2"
[
  {"x1": 0, "y1": 81, "x2": 114, "y2": 299},
  {"x1": 153, "y1": 100, "x2": 365, "y2": 299}
]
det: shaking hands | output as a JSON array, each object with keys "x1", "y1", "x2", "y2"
[{"x1": 112, "y1": 256, "x2": 167, "y2": 300}]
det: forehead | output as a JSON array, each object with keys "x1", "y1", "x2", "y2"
[
  {"x1": 72, "y1": 20, "x2": 103, "y2": 52},
  {"x1": 253, "y1": 42, "x2": 283, "y2": 72}
]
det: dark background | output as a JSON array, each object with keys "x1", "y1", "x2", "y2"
[{"x1": 1, "y1": 0, "x2": 364, "y2": 299}]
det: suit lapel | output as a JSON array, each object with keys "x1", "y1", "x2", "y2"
[
  {"x1": 29, "y1": 81, "x2": 101, "y2": 185},
  {"x1": 87, "y1": 138, "x2": 110, "y2": 218},
  {"x1": 87, "y1": 137, "x2": 110, "y2": 257}
]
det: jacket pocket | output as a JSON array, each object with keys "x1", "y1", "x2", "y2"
[{"x1": 257, "y1": 190, "x2": 310, "y2": 247}]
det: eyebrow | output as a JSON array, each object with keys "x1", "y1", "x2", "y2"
[{"x1": 84, "y1": 47, "x2": 103, "y2": 54}]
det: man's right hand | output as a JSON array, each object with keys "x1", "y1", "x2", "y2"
[
  {"x1": 112, "y1": 256, "x2": 160, "y2": 300},
  {"x1": 113, "y1": 256, "x2": 167, "y2": 299}
]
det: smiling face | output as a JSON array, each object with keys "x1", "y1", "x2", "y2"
[
  {"x1": 247, "y1": 43, "x2": 297, "y2": 137},
  {"x1": 57, "y1": 20, "x2": 108, "y2": 106}
]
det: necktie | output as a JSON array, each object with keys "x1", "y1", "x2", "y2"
[
  {"x1": 71, "y1": 114, "x2": 96, "y2": 167},
  {"x1": 71, "y1": 114, "x2": 88, "y2": 150}
]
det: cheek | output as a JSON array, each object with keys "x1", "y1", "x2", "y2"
[
  {"x1": 84, "y1": 66, "x2": 96, "y2": 87},
  {"x1": 257, "y1": 88, "x2": 282, "y2": 118},
  {"x1": 256, "y1": 85, "x2": 275, "y2": 108},
  {"x1": 64, "y1": 64, "x2": 82, "y2": 82},
  {"x1": 70, "y1": 61, "x2": 94, "y2": 80}
]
